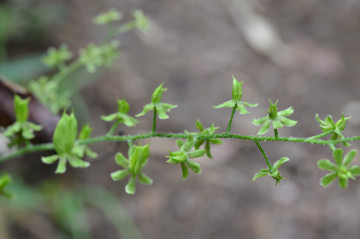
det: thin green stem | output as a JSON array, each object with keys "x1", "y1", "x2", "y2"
[
  {"x1": 226, "y1": 104, "x2": 237, "y2": 134},
  {"x1": 254, "y1": 141, "x2": 272, "y2": 169},
  {"x1": 152, "y1": 107, "x2": 157, "y2": 134},
  {"x1": 107, "y1": 119, "x2": 121, "y2": 136},
  {"x1": 305, "y1": 131, "x2": 332, "y2": 141},
  {"x1": 2, "y1": 133, "x2": 360, "y2": 163},
  {"x1": 274, "y1": 129, "x2": 279, "y2": 138}
]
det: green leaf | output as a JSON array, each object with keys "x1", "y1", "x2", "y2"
[
  {"x1": 205, "y1": 141, "x2": 212, "y2": 159},
  {"x1": 338, "y1": 175, "x2": 348, "y2": 189},
  {"x1": 196, "y1": 119, "x2": 204, "y2": 132},
  {"x1": 273, "y1": 157, "x2": 289, "y2": 169},
  {"x1": 188, "y1": 150, "x2": 205, "y2": 159},
  {"x1": 213, "y1": 100, "x2": 235, "y2": 109},
  {"x1": 125, "y1": 176, "x2": 136, "y2": 194},
  {"x1": 14, "y1": 95, "x2": 30, "y2": 122},
  {"x1": 41, "y1": 155, "x2": 59, "y2": 164},
  {"x1": 114, "y1": 152, "x2": 129, "y2": 168},
  {"x1": 343, "y1": 150, "x2": 357, "y2": 167},
  {"x1": 256, "y1": 120, "x2": 271, "y2": 135},
  {"x1": 55, "y1": 158, "x2": 67, "y2": 174},
  {"x1": 111, "y1": 169, "x2": 130, "y2": 181},
  {"x1": 136, "y1": 103, "x2": 154, "y2": 117},
  {"x1": 138, "y1": 173, "x2": 153, "y2": 185},
  {"x1": 186, "y1": 160, "x2": 201, "y2": 174},
  {"x1": 68, "y1": 157, "x2": 90, "y2": 168},
  {"x1": 181, "y1": 162, "x2": 189, "y2": 180},
  {"x1": 252, "y1": 169, "x2": 270, "y2": 181},
  {"x1": 320, "y1": 172, "x2": 337, "y2": 187},
  {"x1": 348, "y1": 165, "x2": 360, "y2": 176},
  {"x1": 317, "y1": 159, "x2": 337, "y2": 171},
  {"x1": 177, "y1": 140, "x2": 185, "y2": 148},
  {"x1": 333, "y1": 148, "x2": 343, "y2": 166}
]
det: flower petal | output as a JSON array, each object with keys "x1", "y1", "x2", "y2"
[
  {"x1": 317, "y1": 159, "x2": 337, "y2": 171},
  {"x1": 320, "y1": 172, "x2": 337, "y2": 187}
]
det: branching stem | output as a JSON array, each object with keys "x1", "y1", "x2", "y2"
[
  {"x1": 254, "y1": 141, "x2": 272, "y2": 169},
  {"x1": 2, "y1": 132, "x2": 360, "y2": 163},
  {"x1": 226, "y1": 104, "x2": 237, "y2": 134}
]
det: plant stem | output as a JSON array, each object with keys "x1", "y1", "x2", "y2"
[
  {"x1": 274, "y1": 129, "x2": 279, "y2": 138},
  {"x1": 226, "y1": 104, "x2": 237, "y2": 134},
  {"x1": 152, "y1": 106, "x2": 157, "y2": 134},
  {"x1": 254, "y1": 141, "x2": 272, "y2": 169},
  {"x1": 1, "y1": 133, "x2": 360, "y2": 163},
  {"x1": 107, "y1": 119, "x2": 121, "y2": 136}
]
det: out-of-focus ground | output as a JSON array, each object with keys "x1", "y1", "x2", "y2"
[{"x1": 2, "y1": 0, "x2": 360, "y2": 238}]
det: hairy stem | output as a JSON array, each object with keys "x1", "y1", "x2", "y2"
[
  {"x1": 2, "y1": 133, "x2": 359, "y2": 163},
  {"x1": 254, "y1": 141, "x2": 272, "y2": 169},
  {"x1": 226, "y1": 104, "x2": 237, "y2": 134},
  {"x1": 152, "y1": 106, "x2": 157, "y2": 134}
]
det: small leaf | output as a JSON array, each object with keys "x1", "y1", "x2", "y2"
[
  {"x1": 125, "y1": 176, "x2": 136, "y2": 194},
  {"x1": 14, "y1": 95, "x2": 30, "y2": 122},
  {"x1": 256, "y1": 120, "x2": 271, "y2": 135},
  {"x1": 138, "y1": 173, "x2": 153, "y2": 185},
  {"x1": 188, "y1": 150, "x2": 205, "y2": 159},
  {"x1": 320, "y1": 172, "x2": 337, "y2": 187},
  {"x1": 176, "y1": 140, "x2": 185, "y2": 148},
  {"x1": 338, "y1": 175, "x2": 348, "y2": 189},
  {"x1": 213, "y1": 100, "x2": 235, "y2": 109},
  {"x1": 55, "y1": 158, "x2": 67, "y2": 174},
  {"x1": 181, "y1": 162, "x2": 189, "y2": 180},
  {"x1": 41, "y1": 155, "x2": 59, "y2": 164},
  {"x1": 68, "y1": 158, "x2": 90, "y2": 168},
  {"x1": 186, "y1": 160, "x2": 201, "y2": 174},
  {"x1": 136, "y1": 103, "x2": 154, "y2": 117},
  {"x1": 343, "y1": 150, "x2": 357, "y2": 167},
  {"x1": 348, "y1": 165, "x2": 360, "y2": 176},
  {"x1": 317, "y1": 159, "x2": 337, "y2": 171},
  {"x1": 196, "y1": 119, "x2": 204, "y2": 132},
  {"x1": 151, "y1": 82, "x2": 166, "y2": 103},
  {"x1": 252, "y1": 169, "x2": 270, "y2": 181},
  {"x1": 111, "y1": 170, "x2": 130, "y2": 181},
  {"x1": 115, "y1": 153, "x2": 129, "y2": 168},
  {"x1": 273, "y1": 157, "x2": 289, "y2": 169},
  {"x1": 333, "y1": 148, "x2": 343, "y2": 166}
]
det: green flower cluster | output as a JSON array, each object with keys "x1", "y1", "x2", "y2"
[
  {"x1": 167, "y1": 135, "x2": 205, "y2": 180},
  {"x1": 4, "y1": 95, "x2": 42, "y2": 147},
  {"x1": 252, "y1": 157, "x2": 289, "y2": 185},
  {"x1": 41, "y1": 112, "x2": 96, "y2": 174},
  {"x1": 316, "y1": 114, "x2": 350, "y2": 146},
  {"x1": 111, "y1": 144, "x2": 152, "y2": 194}
]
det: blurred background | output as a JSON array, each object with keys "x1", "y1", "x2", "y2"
[{"x1": 1, "y1": 0, "x2": 360, "y2": 238}]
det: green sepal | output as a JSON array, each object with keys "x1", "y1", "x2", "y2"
[
  {"x1": 68, "y1": 157, "x2": 90, "y2": 168},
  {"x1": 273, "y1": 157, "x2": 290, "y2": 169},
  {"x1": 343, "y1": 150, "x2": 357, "y2": 167},
  {"x1": 115, "y1": 152, "x2": 129, "y2": 168},
  {"x1": 348, "y1": 166, "x2": 360, "y2": 176},
  {"x1": 151, "y1": 82, "x2": 166, "y2": 103},
  {"x1": 317, "y1": 159, "x2": 337, "y2": 171},
  {"x1": 188, "y1": 150, "x2": 205, "y2": 159},
  {"x1": 41, "y1": 155, "x2": 59, "y2": 164},
  {"x1": 181, "y1": 162, "x2": 189, "y2": 180},
  {"x1": 111, "y1": 170, "x2": 130, "y2": 181},
  {"x1": 55, "y1": 158, "x2": 67, "y2": 174},
  {"x1": 186, "y1": 160, "x2": 201, "y2": 174},
  {"x1": 136, "y1": 103, "x2": 154, "y2": 117},
  {"x1": 320, "y1": 172, "x2": 337, "y2": 187},
  {"x1": 252, "y1": 169, "x2": 270, "y2": 181},
  {"x1": 138, "y1": 173, "x2": 153, "y2": 185},
  {"x1": 0, "y1": 174, "x2": 13, "y2": 198},
  {"x1": 338, "y1": 175, "x2": 348, "y2": 188},
  {"x1": 125, "y1": 176, "x2": 136, "y2": 195}
]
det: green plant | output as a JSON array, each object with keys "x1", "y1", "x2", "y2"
[{"x1": 2, "y1": 75, "x2": 360, "y2": 196}]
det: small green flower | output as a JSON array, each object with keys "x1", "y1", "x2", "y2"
[
  {"x1": 252, "y1": 100, "x2": 297, "y2": 135},
  {"x1": 194, "y1": 120, "x2": 222, "y2": 158},
  {"x1": 315, "y1": 114, "x2": 350, "y2": 146},
  {"x1": 110, "y1": 144, "x2": 152, "y2": 194},
  {"x1": 136, "y1": 82, "x2": 177, "y2": 119},
  {"x1": 213, "y1": 75, "x2": 258, "y2": 114},
  {"x1": 0, "y1": 173, "x2": 12, "y2": 198},
  {"x1": 252, "y1": 157, "x2": 289, "y2": 185},
  {"x1": 167, "y1": 135, "x2": 205, "y2": 180},
  {"x1": 4, "y1": 95, "x2": 42, "y2": 147},
  {"x1": 43, "y1": 44, "x2": 73, "y2": 69},
  {"x1": 318, "y1": 148, "x2": 360, "y2": 188},
  {"x1": 101, "y1": 99, "x2": 138, "y2": 127},
  {"x1": 93, "y1": 8, "x2": 123, "y2": 25},
  {"x1": 42, "y1": 112, "x2": 90, "y2": 174}
]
